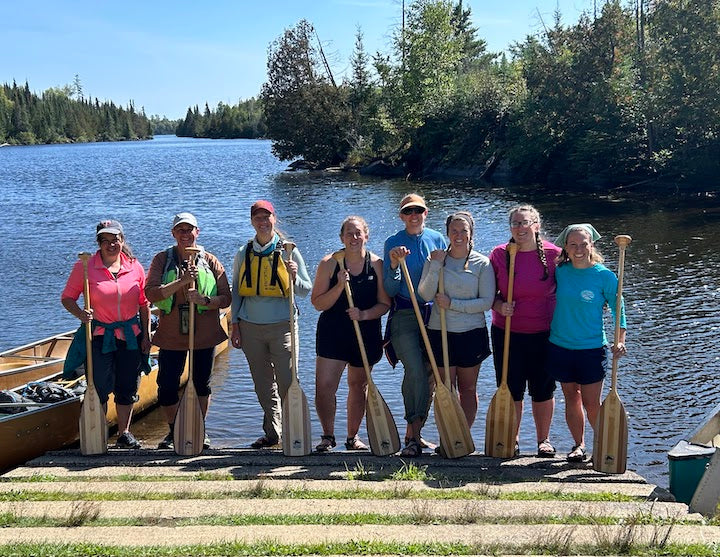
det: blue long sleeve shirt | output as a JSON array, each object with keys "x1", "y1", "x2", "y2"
[
  {"x1": 550, "y1": 263, "x2": 626, "y2": 350},
  {"x1": 382, "y1": 227, "x2": 447, "y2": 304}
]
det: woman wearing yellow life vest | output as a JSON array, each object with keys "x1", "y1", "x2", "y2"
[
  {"x1": 230, "y1": 200, "x2": 312, "y2": 448},
  {"x1": 145, "y1": 212, "x2": 232, "y2": 450}
]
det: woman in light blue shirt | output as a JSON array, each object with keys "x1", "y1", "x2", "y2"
[{"x1": 548, "y1": 224, "x2": 627, "y2": 463}]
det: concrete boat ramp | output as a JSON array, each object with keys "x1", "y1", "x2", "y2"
[{"x1": 1, "y1": 447, "x2": 718, "y2": 555}]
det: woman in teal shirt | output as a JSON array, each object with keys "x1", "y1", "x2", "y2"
[{"x1": 548, "y1": 224, "x2": 627, "y2": 463}]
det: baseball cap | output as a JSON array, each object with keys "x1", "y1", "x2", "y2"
[
  {"x1": 172, "y1": 212, "x2": 198, "y2": 229},
  {"x1": 96, "y1": 219, "x2": 124, "y2": 237},
  {"x1": 251, "y1": 200, "x2": 275, "y2": 215}
]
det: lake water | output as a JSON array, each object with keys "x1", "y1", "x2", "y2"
[{"x1": 1, "y1": 135, "x2": 718, "y2": 487}]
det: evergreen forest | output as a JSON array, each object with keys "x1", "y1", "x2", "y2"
[
  {"x1": 175, "y1": 98, "x2": 266, "y2": 139},
  {"x1": 0, "y1": 81, "x2": 152, "y2": 145},
  {"x1": 260, "y1": 0, "x2": 720, "y2": 187}
]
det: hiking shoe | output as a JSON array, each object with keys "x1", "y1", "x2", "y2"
[
  {"x1": 116, "y1": 431, "x2": 141, "y2": 449},
  {"x1": 158, "y1": 432, "x2": 174, "y2": 450}
]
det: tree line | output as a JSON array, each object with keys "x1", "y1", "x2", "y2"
[
  {"x1": 175, "y1": 98, "x2": 266, "y2": 139},
  {"x1": 260, "y1": 0, "x2": 720, "y2": 188},
  {"x1": 0, "y1": 80, "x2": 152, "y2": 145}
]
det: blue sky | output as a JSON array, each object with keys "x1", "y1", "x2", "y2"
[{"x1": 2, "y1": 1, "x2": 595, "y2": 119}]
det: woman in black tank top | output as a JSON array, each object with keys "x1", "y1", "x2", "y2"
[{"x1": 310, "y1": 216, "x2": 391, "y2": 452}]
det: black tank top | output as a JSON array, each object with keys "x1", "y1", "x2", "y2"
[{"x1": 326, "y1": 251, "x2": 378, "y2": 314}]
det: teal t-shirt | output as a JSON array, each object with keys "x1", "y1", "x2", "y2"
[{"x1": 549, "y1": 263, "x2": 626, "y2": 350}]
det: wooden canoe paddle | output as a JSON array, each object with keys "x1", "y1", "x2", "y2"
[
  {"x1": 438, "y1": 268, "x2": 452, "y2": 391},
  {"x1": 333, "y1": 251, "x2": 400, "y2": 456},
  {"x1": 282, "y1": 241, "x2": 312, "y2": 456},
  {"x1": 173, "y1": 246, "x2": 206, "y2": 456},
  {"x1": 399, "y1": 258, "x2": 474, "y2": 458},
  {"x1": 485, "y1": 241, "x2": 519, "y2": 458},
  {"x1": 78, "y1": 252, "x2": 109, "y2": 455},
  {"x1": 593, "y1": 234, "x2": 631, "y2": 474}
]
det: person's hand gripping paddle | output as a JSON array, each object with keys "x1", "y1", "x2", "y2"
[
  {"x1": 78, "y1": 252, "x2": 109, "y2": 455},
  {"x1": 485, "y1": 241, "x2": 519, "y2": 458},
  {"x1": 593, "y1": 235, "x2": 631, "y2": 474},
  {"x1": 281, "y1": 241, "x2": 312, "y2": 456},
  {"x1": 334, "y1": 251, "x2": 400, "y2": 456},
  {"x1": 399, "y1": 257, "x2": 474, "y2": 458},
  {"x1": 173, "y1": 246, "x2": 206, "y2": 456}
]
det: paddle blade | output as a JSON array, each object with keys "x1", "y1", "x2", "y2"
[
  {"x1": 434, "y1": 383, "x2": 475, "y2": 458},
  {"x1": 485, "y1": 384, "x2": 517, "y2": 458},
  {"x1": 79, "y1": 387, "x2": 108, "y2": 455},
  {"x1": 282, "y1": 381, "x2": 312, "y2": 456},
  {"x1": 593, "y1": 390, "x2": 628, "y2": 474},
  {"x1": 365, "y1": 383, "x2": 401, "y2": 456},
  {"x1": 174, "y1": 382, "x2": 205, "y2": 456}
]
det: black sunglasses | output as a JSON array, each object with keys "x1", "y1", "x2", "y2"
[{"x1": 401, "y1": 206, "x2": 425, "y2": 215}]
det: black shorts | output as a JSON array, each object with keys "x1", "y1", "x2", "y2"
[
  {"x1": 491, "y1": 326, "x2": 556, "y2": 402},
  {"x1": 316, "y1": 312, "x2": 382, "y2": 368},
  {"x1": 91, "y1": 335, "x2": 142, "y2": 405},
  {"x1": 546, "y1": 342, "x2": 608, "y2": 385},
  {"x1": 427, "y1": 327, "x2": 491, "y2": 368},
  {"x1": 157, "y1": 347, "x2": 214, "y2": 406}
]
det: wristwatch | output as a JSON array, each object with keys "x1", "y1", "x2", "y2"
[{"x1": 203, "y1": 295, "x2": 211, "y2": 305}]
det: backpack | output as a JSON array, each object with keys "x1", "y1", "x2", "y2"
[
  {"x1": 21, "y1": 381, "x2": 76, "y2": 403},
  {"x1": 0, "y1": 390, "x2": 31, "y2": 414}
]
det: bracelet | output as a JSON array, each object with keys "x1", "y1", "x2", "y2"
[{"x1": 203, "y1": 295, "x2": 211, "y2": 305}]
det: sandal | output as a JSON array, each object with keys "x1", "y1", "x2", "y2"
[
  {"x1": 250, "y1": 436, "x2": 278, "y2": 449},
  {"x1": 405, "y1": 437, "x2": 436, "y2": 451},
  {"x1": 316, "y1": 434, "x2": 336, "y2": 452},
  {"x1": 514, "y1": 442, "x2": 520, "y2": 457},
  {"x1": 537, "y1": 439, "x2": 556, "y2": 458},
  {"x1": 567, "y1": 444, "x2": 587, "y2": 463},
  {"x1": 344, "y1": 436, "x2": 369, "y2": 451},
  {"x1": 400, "y1": 438, "x2": 422, "y2": 457}
]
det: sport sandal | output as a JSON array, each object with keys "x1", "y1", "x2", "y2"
[
  {"x1": 316, "y1": 434, "x2": 336, "y2": 452},
  {"x1": 537, "y1": 439, "x2": 556, "y2": 458},
  {"x1": 344, "y1": 436, "x2": 368, "y2": 451},
  {"x1": 567, "y1": 444, "x2": 587, "y2": 462},
  {"x1": 400, "y1": 438, "x2": 422, "y2": 457}
]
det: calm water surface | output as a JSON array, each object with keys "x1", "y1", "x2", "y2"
[{"x1": 1, "y1": 135, "x2": 719, "y2": 487}]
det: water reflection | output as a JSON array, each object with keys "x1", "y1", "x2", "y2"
[{"x1": 1, "y1": 136, "x2": 718, "y2": 487}]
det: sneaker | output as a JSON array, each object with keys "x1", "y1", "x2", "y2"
[
  {"x1": 116, "y1": 431, "x2": 141, "y2": 449},
  {"x1": 158, "y1": 432, "x2": 174, "y2": 450}
]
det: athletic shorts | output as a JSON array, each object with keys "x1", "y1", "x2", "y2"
[
  {"x1": 316, "y1": 313, "x2": 382, "y2": 368},
  {"x1": 91, "y1": 335, "x2": 142, "y2": 405},
  {"x1": 427, "y1": 327, "x2": 491, "y2": 369},
  {"x1": 157, "y1": 347, "x2": 214, "y2": 406},
  {"x1": 545, "y1": 342, "x2": 608, "y2": 385},
  {"x1": 491, "y1": 326, "x2": 556, "y2": 402}
]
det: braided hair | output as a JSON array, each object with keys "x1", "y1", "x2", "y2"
[
  {"x1": 506, "y1": 204, "x2": 548, "y2": 280},
  {"x1": 445, "y1": 211, "x2": 474, "y2": 270}
]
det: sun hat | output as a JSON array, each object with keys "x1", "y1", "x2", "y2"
[
  {"x1": 172, "y1": 212, "x2": 198, "y2": 229},
  {"x1": 251, "y1": 200, "x2": 275, "y2": 215},
  {"x1": 399, "y1": 193, "x2": 427, "y2": 211},
  {"x1": 96, "y1": 219, "x2": 124, "y2": 237},
  {"x1": 555, "y1": 223, "x2": 602, "y2": 247}
]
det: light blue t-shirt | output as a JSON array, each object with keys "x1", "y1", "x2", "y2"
[
  {"x1": 549, "y1": 263, "x2": 626, "y2": 350},
  {"x1": 383, "y1": 227, "x2": 447, "y2": 304}
]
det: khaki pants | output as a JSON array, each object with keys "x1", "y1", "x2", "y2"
[{"x1": 239, "y1": 319, "x2": 296, "y2": 442}]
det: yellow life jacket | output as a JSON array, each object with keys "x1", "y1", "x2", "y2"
[
  {"x1": 156, "y1": 247, "x2": 217, "y2": 314},
  {"x1": 237, "y1": 241, "x2": 290, "y2": 298}
]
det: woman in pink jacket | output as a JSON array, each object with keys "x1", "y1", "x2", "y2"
[{"x1": 61, "y1": 219, "x2": 151, "y2": 449}]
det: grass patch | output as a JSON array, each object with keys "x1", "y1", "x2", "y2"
[
  {"x1": 389, "y1": 460, "x2": 433, "y2": 481},
  {"x1": 0, "y1": 540, "x2": 718, "y2": 557},
  {"x1": 344, "y1": 460, "x2": 374, "y2": 481},
  {"x1": 0, "y1": 485, "x2": 643, "y2": 503}
]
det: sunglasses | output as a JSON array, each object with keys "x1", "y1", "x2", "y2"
[{"x1": 401, "y1": 206, "x2": 425, "y2": 215}]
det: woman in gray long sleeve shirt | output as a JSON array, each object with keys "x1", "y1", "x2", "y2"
[{"x1": 418, "y1": 212, "x2": 495, "y2": 428}]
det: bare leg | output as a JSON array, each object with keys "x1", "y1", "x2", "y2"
[
  {"x1": 532, "y1": 398, "x2": 555, "y2": 442},
  {"x1": 314, "y1": 356, "x2": 346, "y2": 437},
  {"x1": 116, "y1": 403, "x2": 133, "y2": 434},
  {"x1": 561, "y1": 381, "x2": 585, "y2": 447},
  {"x1": 514, "y1": 400, "x2": 524, "y2": 441},
  {"x1": 346, "y1": 365, "x2": 367, "y2": 438},
  {"x1": 581, "y1": 381, "x2": 604, "y2": 433},
  {"x1": 455, "y1": 365, "x2": 480, "y2": 427}
]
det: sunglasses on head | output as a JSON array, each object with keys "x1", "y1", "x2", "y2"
[{"x1": 401, "y1": 206, "x2": 425, "y2": 215}]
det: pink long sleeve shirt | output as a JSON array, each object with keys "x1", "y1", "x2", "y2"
[
  {"x1": 62, "y1": 251, "x2": 148, "y2": 341},
  {"x1": 489, "y1": 241, "x2": 562, "y2": 334}
]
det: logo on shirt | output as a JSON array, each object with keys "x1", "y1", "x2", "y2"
[{"x1": 580, "y1": 290, "x2": 595, "y2": 302}]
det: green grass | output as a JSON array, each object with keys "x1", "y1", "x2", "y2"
[
  {"x1": 0, "y1": 511, "x2": 699, "y2": 528},
  {"x1": 0, "y1": 486, "x2": 642, "y2": 502},
  {"x1": 0, "y1": 540, "x2": 717, "y2": 557}
]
